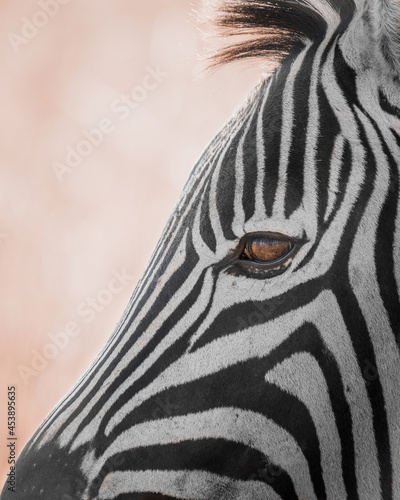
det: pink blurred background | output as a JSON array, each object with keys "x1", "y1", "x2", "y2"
[{"x1": 0, "y1": 0, "x2": 263, "y2": 483}]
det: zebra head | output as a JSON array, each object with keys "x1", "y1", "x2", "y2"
[{"x1": 3, "y1": 1, "x2": 400, "y2": 499}]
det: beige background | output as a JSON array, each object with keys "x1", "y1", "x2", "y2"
[{"x1": 0, "y1": 0, "x2": 263, "y2": 483}]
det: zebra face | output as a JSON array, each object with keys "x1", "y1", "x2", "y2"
[{"x1": 2, "y1": 1, "x2": 400, "y2": 499}]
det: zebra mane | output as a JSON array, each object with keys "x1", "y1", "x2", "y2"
[{"x1": 209, "y1": 0, "x2": 355, "y2": 66}]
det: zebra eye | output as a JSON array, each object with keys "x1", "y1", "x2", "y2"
[{"x1": 242, "y1": 235, "x2": 293, "y2": 263}]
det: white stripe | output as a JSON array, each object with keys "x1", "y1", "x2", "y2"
[
  {"x1": 86, "y1": 408, "x2": 316, "y2": 500},
  {"x1": 265, "y1": 353, "x2": 347, "y2": 500},
  {"x1": 98, "y1": 470, "x2": 281, "y2": 500},
  {"x1": 324, "y1": 134, "x2": 344, "y2": 222}
]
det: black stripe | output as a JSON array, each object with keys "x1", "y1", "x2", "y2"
[
  {"x1": 216, "y1": 127, "x2": 243, "y2": 241},
  {"x1": 89, "y1": 440, "x2": 297, "y2": 500},
  {"x1": 372, "y1": 125, "x2": 400, "y2": 348},
  {"x1": 315, "y1": 83, "x2": 341, "y2": 226},
  {"x1": 200, "y1": 175, "x2": 218, "y2": 252},
  {"x1": 261, "y1": 67, "x2": 287, "y2": 217},
  {"x1": 242, "y1": 87, "x2": 265, "y2": 222},
  {"x1": 284, "y1": 44, "x2": 319, "y2": 217}
]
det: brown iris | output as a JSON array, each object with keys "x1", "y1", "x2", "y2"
[{"x1": 243, "y1": 237, "x2": 293, "y2": 263}]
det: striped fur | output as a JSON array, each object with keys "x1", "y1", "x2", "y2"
[{"x1": 2, "y1": 1, "x2": 400, "y2": 499}]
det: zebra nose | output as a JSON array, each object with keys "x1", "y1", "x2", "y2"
[{"x1": 0, "y1": 442, "x2": 87, "y2": 500}]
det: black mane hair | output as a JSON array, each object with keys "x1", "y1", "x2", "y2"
[{"x1": 209, "y1": 0, "x2": 355, "y2": 66}]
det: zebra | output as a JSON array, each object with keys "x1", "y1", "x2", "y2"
[{"x1": 2, "y1": 0, "x2": 400, "y2": 498}]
